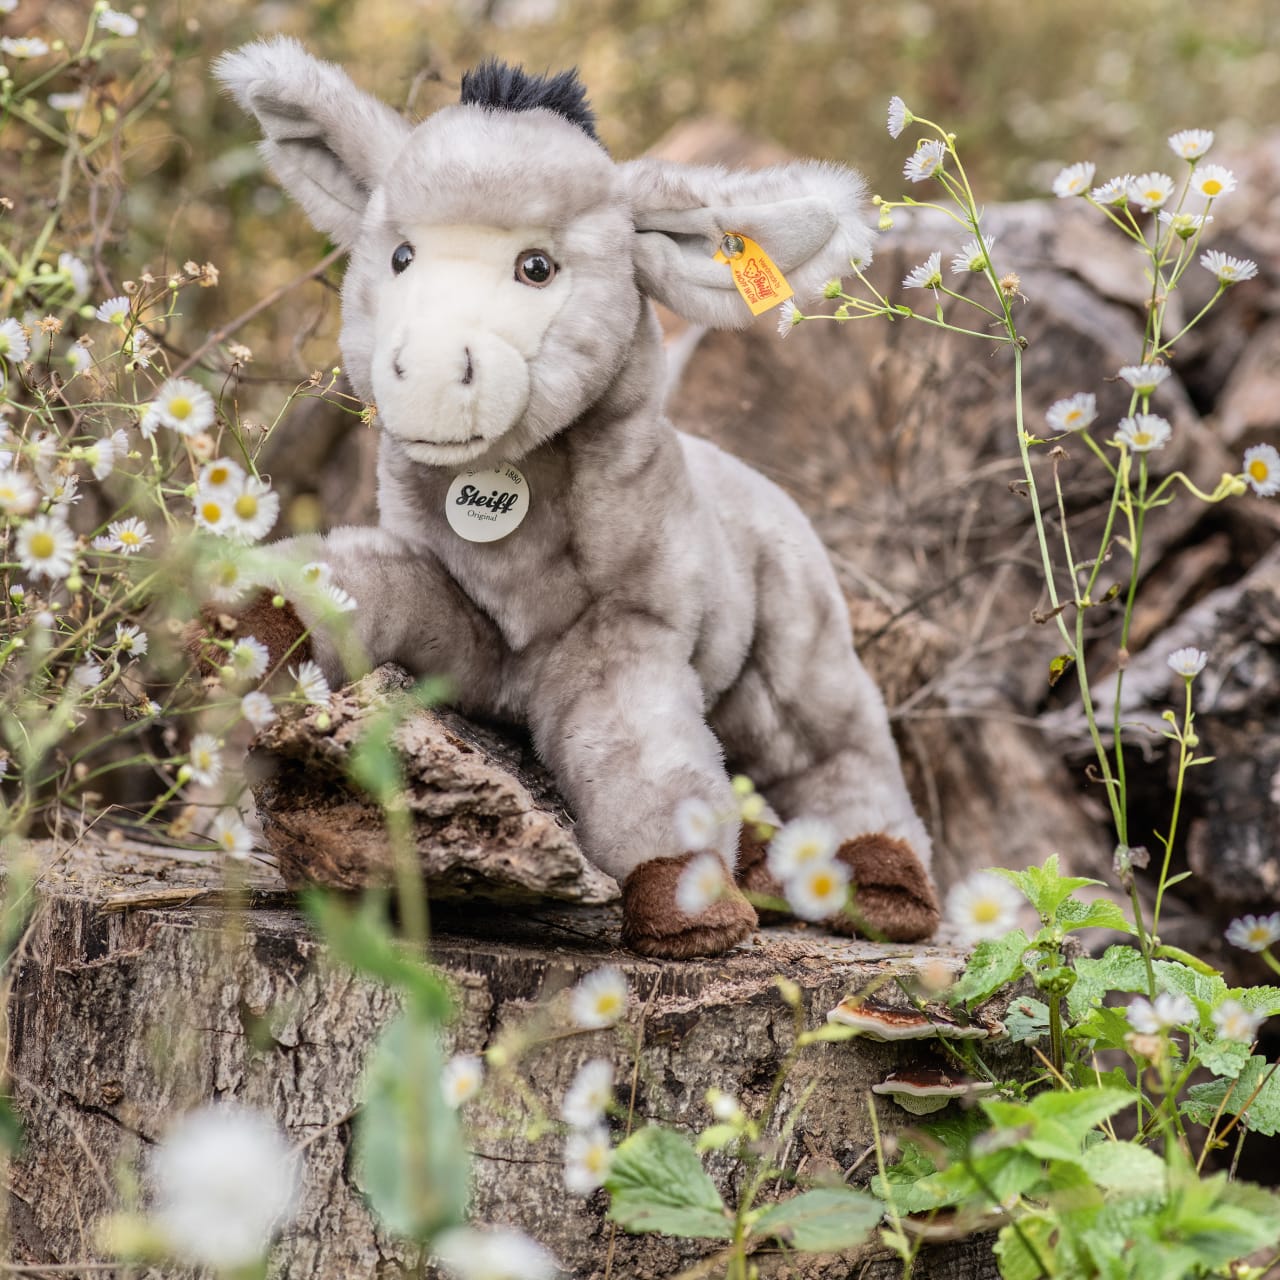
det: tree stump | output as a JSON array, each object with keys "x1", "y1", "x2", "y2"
[{"x1": 7, "y1": 832, "x2": 1018, "y2": 1279}]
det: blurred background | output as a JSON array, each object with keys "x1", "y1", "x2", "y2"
[{"x1": 6, "y1": 0, "x2": 1279, "y2": 388}]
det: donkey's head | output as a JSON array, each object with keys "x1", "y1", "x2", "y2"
[{"x1": 216, "y1": 40, "x2": 874, "y2": 467}]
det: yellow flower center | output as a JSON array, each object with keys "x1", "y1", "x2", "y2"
[
  {"x1": 111, "y1": 309, "x2": 126, "y2": 324},
  {"x1": 1133, "y1": 432, "x2": 1153, "y2": 447},
  {"x1": 811, "y1": 871, "x2": 834, "y2": 896},
  {"x1": 1064, "y1": 410, "x2": 1081, "y2": 426},
  {"x1": 1249, "y1": 927, "x2": 1270, "y2": 946},
  {"x1": 169, "y1": 396, "x2": 192, "y2": 420},
  {"x1": 209, "y1": 466, "x2": 230, "y2": 485},
  {"x1": 585, "y1": 1145, "x2": 608, "y2": 1174},
  {"x1": 1202, "y1": 179, "x2": 1223, "y2": 196},
  {"x1": 201, "y1": 501, "x2": 222, "y2": 524},
  {"x1": 234, "y1": 493, "x2": 259, "y2": 519},
  {"x1": 1144, "y1": 188, "x2": 1162, "y2": 202},
  {"x1": 594, "y1": 994, "x2": 621, "y2": 1019},
  {"x1": 29, "y1": 531, "x2": 55, "y2": 559},
  {"x1": 1248, "y1": 459, "x2": 1270, "y2": 482},
  {"x1": 120, "y1": 529, "x2": 141, "y2": 545},
  {"x1": 973, "y1": 899, "x2": 1001, "y2": 924}
]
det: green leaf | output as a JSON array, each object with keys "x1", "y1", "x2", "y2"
[
  {"x1": 354, "y1": 1011, "x2": 469, "y2": 1242},
  {"x1": 303, "y1": 890, "x2": 452, "y2": 1021},
  {"x1": 1068, "y1": 945, "x2": 1148, "y2": 1021},
  {"x1": 1081, "y1": 1141, "x2": 1166, "y2": 1194},
  {"x1": 1186, "y1": 1056, "x2": 1280, "y2": 1135},
  {"x1": 1235, "y1": 985, "x2": 1280, "y2": 1018},
  {"x1": 694, "y1": 1124, "x2": 740, "y2": 1153},
  {"x1": 995, "y1": 1214, "x2": 1059, "y2": 1280},
  {"x1": 950, "y1": 929, "x2": 1031, "y2": 1008},
  {"x1": 1195, "y1": 1036, "x2": 1253, "y2": 1080},
  {"x1": 1004, "y1": 997, "x2": 1050, "y2": 1044},
  {"x1": 606, "y1": 1127, "x2": 732, "y2": 1239},
  {"x1": 0, "y1": 1094, "x2": 21, "y2": 1155},
  {"x1": 998, "y1": 855, "x2": 1104, "y2": 922},
  {"x1": 1048, "y1": 653, "x2": 1075, "y2": 687},
  {"x1": 752, "y1": 1187, "x2": 882, "y2": 1251},
  {"x1": 1055, "y1": 898, "x2": 1135, "y2": 935}
]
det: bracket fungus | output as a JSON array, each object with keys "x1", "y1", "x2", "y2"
[
  {"x1": 872, "y1": 1068, "x2": 997, "y2": 1115},
  {"x1": 827, "y1": 998, "x2": 999, "y2": 1041}
]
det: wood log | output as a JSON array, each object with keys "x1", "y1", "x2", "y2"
[{"x1": 7, "y1": 832, "x2": 1020, "y2": 1279}]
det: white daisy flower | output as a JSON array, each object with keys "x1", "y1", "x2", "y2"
[
  {"x1": 1115, "y1": 414, "x2": 1172, "y2": 453},
  {"x1": 240, "y1": 690, "x2": 277, "y2": 730},
  {"x1": 1127, "y1": 172, "x2": 1175, "y2": 212},
  {"x1": 904, "y1": 139, "x2": 946, "y2": 184},
  {"x1": 0, "y1": 317, "x2": 30, "y2": 364},
  {"x1": 707, "y1": 1088, "x2": 743, "y2": 1122},
  {"x1": 210, "y1": 811, "x2": 254, "y2": 860},
  {"x1": 151, "y1": 378, "x2": 216, "y2": 437},
  {"x1": 97, "y1": 7, "x2": 138, "y2": 35},
  {"x1": 560, "y1": 1058, "x2": 614, "y2": 1130},
  {"x1": 886, "y1": 96, "x2": 912, "y2": 139},
  {"x1": 766, "y1": 816, "x2": 837, "y2": 881},
  {"x1": 1090, "y1": 174, "x2": 1132, "y2": 205},
  {"x1": 0, "y1": 0, "x2": 15, "y2": 12},
  {"x1": 1127, "y1": 992, "x2": 1196, "y2": 1034},
  {"x1": 229, "y1": 636, "x2": 270, "y2": 681},
  {"x1": 193, "y1": 489, "x2": 233, "y2": 536},
  {"x1": 1225, "y1": 912, "x2": 1280, "y2": 953},
  {"x1": 57, "y1": 252, "x2": 91, "y2": 299},
  {"x1": 48, "y1": 89, "x2": 89, "y2": 112},
  {"x1": 16, "y1": 515, "x2": 77, "y2": 580},
  {"x1": 902, "y1": 251, "x2": 943, "y2": 293},
  {"x1": 563, "y1": 1126, "x2": 612, "y2": 1196},
  {"x1": 291, "y1": 659, "x2": 330, "y2": 706},
  {"x1": 433, "y1": 1227, "x2": 560, "y2": 1280},
  {"x1": 44, "y1": 470, "x2": 81, "y2": 508},
  {"x1": 207, "y1": 555, "x2": 253, "y2": 604},
  {"x1": 570, "y1": 967, "x2": 628, "y2": 1030},
  {"x1": 88, "y1": 429, "x2": 128, "y2": 481},
  {"x1": 1045, "y1": 392, "x2": 1097, "y2": 433},
  {"x1": 1189, "y1": 164, "x2": 1237, "y2": 201},
  {"x1": 187, "y1": 733, "x2": 223, "y2": 787},
  {"x1": 441, "y1": 1054, "x2": 484, "y2": 1109},
  {"x1": 1166, "y1": 647, "x2": 1208, "y2": 678},
  {"x1": 673, "y1": 796, "x2": 718, "y2": 851},
  {"x1": 1052, "y1": 161, "x2": 1095, "y2": 198},
  {"x1": 0, "y1": 36, "x2": 50, "y2": 58},
  {"x1": 72, "y1": 659, "x2": 103, "y2": 689},
  {"x1": 950, "y1": 234, "x2": 995, "y2": 275},
  {"x1": 1200, "y1": 250, "x2": 1258, "y2": 285},
  {"x1": 944, "y1": 870, "x2": 1023, "y2": 944},
  {"x1": 785, "y1": 858, "x2": 851, "y2": 922},
  {"x1": 226, "y1": 476, "x2": 279, "y2": 543},
  {"x1": 102, "y1": 516, "x2": 152, "y2": 554},
  {"x1": 65, "y1": 343, "x2": 92, "y2": 375},
  {"x1": 675, "y1": 851, "x2": 726, "y2": 915},
  {"x1": 114, "y1": 621, "x2": 148, "y2": 657},
  {"x1": 1168, "y1": 129, "x2": 1214, "y2": 160},
  {"x1": 1212, "y1": 999, "x2": 1263, "y2": 1045},
  {"x1": 199, "y1": 457, "x2": 246, "y2": 494},
  {"x1": 151, "y1": 1105, "x2": 299, "y2": 1270},
  {"x1": 776, "y1": 299, "x2": 801, "y2": 338},
  {"x1": 1243, "y1": 444, "x2": 1280, "y2": 497},
  {"x1": 1118, "y1": 364, "x2": 1171, "y2": 395},
  {"x1": 0, "y1": 468, "x2": 37, "y2": 515},
  {"x1": 1158, "y1": 210, "x2": 1211, "y2": 240},
  {"x1": 300, "y1": 561, "x2": 333, "y2": 589},
  {"x1": 321, "y1": 583, "x2": 358, "y2": 613},
  {"x1": 94, "y1": 295, "x2": 131, "y2": 326}
]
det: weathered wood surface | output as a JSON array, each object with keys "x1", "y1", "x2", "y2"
[{"x1": 7, "y1": 833, "x2": 1016, "y2": 1279}]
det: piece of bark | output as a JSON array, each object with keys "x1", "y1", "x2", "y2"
[
  {"x1": 8, "y1": 832, "x2": 1019, "y2": 1280},
  {"x1": 249, "y1": 664, "x2": 618, "y2": 906}
]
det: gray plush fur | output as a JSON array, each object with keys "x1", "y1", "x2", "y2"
[{"x1": 214, "y1": 39, "x2": 930, "y2": 894}]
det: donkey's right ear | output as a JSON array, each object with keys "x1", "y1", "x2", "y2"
[{"x1": 214, "y1": 38, "x2": 411, "y2": 247}]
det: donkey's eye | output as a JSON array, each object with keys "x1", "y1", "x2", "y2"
[
  {"x1": 391, "y1": 242, "x2": 415, "y2": 275},
  {"x1": 515, "y1": 250, "x2": 556, "y2": 287}
]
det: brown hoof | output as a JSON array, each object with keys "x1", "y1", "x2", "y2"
[
  {"x1": 827, "y1": 834, "x2": 941, "y2": 943},
  {"x1": 621, "y1": 852, "x2": 758, "y2": 959},
  {"x1": 734, "y1": 826, "x2": 793, "y2": 925},
  {"x1": 185, "y1": 591, "x2": 312, "y2": 680}
]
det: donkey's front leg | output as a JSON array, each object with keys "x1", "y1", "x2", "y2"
[{"x1": 526, "y1": 612, "x2": 757, "y2": 959}]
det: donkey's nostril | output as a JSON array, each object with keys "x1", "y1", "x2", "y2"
[
  {"x1": 461, "y1": 347, "x2": 474, "y2": 387},
  {"x1": 392, "y1": 348, "x2": 405, "y2": 380}
]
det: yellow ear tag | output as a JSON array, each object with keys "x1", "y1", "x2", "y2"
[{"x1": 713, "y1": 232, "x2": 795, "y2": 316}]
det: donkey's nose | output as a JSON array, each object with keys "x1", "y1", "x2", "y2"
[
  {"x1": 392, "y1": 346, "x2": 406, "y2": 380},
  {"x1": 460, "y1": 346, "x2": 474, "y2": 387}
]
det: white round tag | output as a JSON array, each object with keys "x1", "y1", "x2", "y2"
[{"x1": 445, "y1": 463, "x2": 530, "y2": 543}]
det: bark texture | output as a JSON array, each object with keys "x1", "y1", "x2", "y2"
[{"x1": 7, "y1": 834, "x2": 1017, "y2": 1279}]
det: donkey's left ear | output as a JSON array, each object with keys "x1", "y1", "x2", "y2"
[{"x1": 622, "y1": 158, "x2": 874, "y2": 329}]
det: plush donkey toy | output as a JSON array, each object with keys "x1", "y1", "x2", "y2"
[{"x1": 213, "y1": 40, "x2": 941, "y2": 958}]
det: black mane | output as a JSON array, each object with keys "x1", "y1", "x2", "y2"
[{"x1": 459, "y1": 59, "x2": 599, "y2": 143}]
